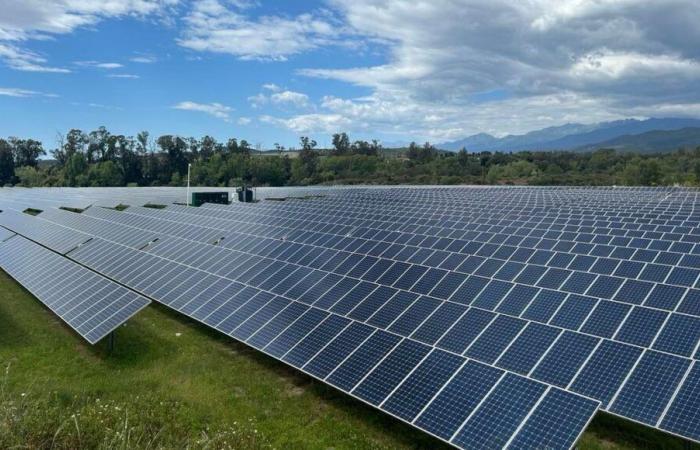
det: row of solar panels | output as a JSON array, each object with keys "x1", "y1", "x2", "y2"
[
  {"x1": 0, "y1": 231, "x2": 150, "y2": 344},
  {"x1": 3, "y1": 201, "x2": 698, "y2": 447},
  {"x1": 0, "y1": 209, "x2": 600, "y2": 449}
]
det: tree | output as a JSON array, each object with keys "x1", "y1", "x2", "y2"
[
  {"x1": 297, "y1": 136, "x2": 318, "y2": 181},
  {"x1": 352, "y1": 139, "x2": 381, "y2": 156},
  {"x1": 64, "y1": 153, "x2": 88, "y2": 186},
  {"x1": 0, "y1": 139, "x2": 14, "y2": 185},
  {"x1": 157, "y1": 135, "x2": 189, "y2": 179},
  {"x1": 406, "y1": 141, "x2": 437, "y2": 162},
  {"x1": 331, "y1": 132, "x2": 351, "y2": 155},
  {"x1": 9, "y1": 137, "x2": 45, "y2": 167}
]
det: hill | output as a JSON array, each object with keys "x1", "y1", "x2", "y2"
[
  {"x1": 438, "y1": 118, "x2": 700, "y2": 152},
  {"x1": 577, "y1": 127, "x2": 700, "y2": 153}
]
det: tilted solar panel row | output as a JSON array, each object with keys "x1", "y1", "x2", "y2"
[
  {"x1": 0, "y1": 235, "x2": 150, "y2": 344},
  {"x1": 33, "y1": 205, "x2": 699, "y2": 445},
  {"x1": 0, "y1": 208, "x2": 91, "y2": 254}
]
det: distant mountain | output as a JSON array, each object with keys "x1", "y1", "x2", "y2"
[
  {"x1": 576, "y1": 127, "x2": 700, "y2": 153},
  {"x1": 438, "y1": 118, "x2": 700, "y2": 152}
]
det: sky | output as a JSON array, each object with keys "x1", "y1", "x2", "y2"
[{"x1": 0, "y1": 0, "x2": 699, "y2": 149}]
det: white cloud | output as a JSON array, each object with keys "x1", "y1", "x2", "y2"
[
  {"x1": 237, "y1": 116, "x2": 252, "y2": 125},
  {"x1": 173, "y1": 100, "x2": 234, "y2": 121},
  {"x1": 262, "y1": 83, "x2": 281, "y2": 92},
  {"x1": 0, "y1": 87, "x2": 56, "y2": 97},
  {"x1": 107, "y1": 74, "x2": 140, "y2": 79},
  {"x1": 265, "y1": 0, "x2": 700, "y2": 141},
  {"x1": 130, "y1": 55, "x2": 157, "y2": 63},
  {"x1": 248, "y1": 87, "x2": 310, "y2": 109},
  {"x1": 75, "y1": 61, "x2": 124, "y2": 69},
  {"x1": 0, "y1": 43, "x2": 70, "y2": 72},
  {"x1": 0, "y1": 0, "x2": 177, "y2": 72},
  {"x1": 178, "y1": 0, "x2": 347, "y2": 61}
]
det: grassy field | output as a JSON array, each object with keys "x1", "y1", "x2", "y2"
[{"x1": 0, "y1": 270, "x2": 697, "y2": 450}]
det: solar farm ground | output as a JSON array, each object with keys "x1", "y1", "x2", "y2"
[{"x1": 1, "y1": 270, "x2": 696, "y2": 450}]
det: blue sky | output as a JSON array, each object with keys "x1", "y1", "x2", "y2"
[{"x1": 1, "y1": 0, "x2": 699, "y2": 149}]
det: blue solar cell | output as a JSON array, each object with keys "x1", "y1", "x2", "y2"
[
  {"x1": 580, "y1": 300, "x2": 632, "y2": 338},
  {"x1": 493, "y1": 261, "x2": 525, "y2": 281},
  {"x1": 474, "y1": 258, "x2": 505, "y2": 277},
  {"x1": 326, "y1": 330, "x2": 401, "y2": 391},
  {"x1": 666, "y1": 267, "x2": 700, "y2": 287},
  {"x1": 264, "y1": 308, "x2": 329, "y2": 358},
  {"x1": 414, "y1": 361, "x2": 503, "y2": 440},
  {"x1": 313, "y1": 278, "x2": 357, "y2": 309},
  {"x1": 232, "y1": 296, "x2": 291, "y2": 341},
  {"x1": 570, "y1": 340, "x2": 642, "y2": 406},
  {"x1": 661, "y1": 364, "x2": 700, "y2": 442},
  {"x1": 587, "y1": 276, "x2": 624, "y2": 299},
  {"x1": 375, "y1": 261, "x2": 411, "y2": 285},
  {"x1": 304, "y1": 322, "x2": 374, "y2": 379},
  {"x1": 537, "y1": 268, "x2": 571, "y2": 290},
  {"x1": 437, "y1": 308, "x2": 496, "y2": 354},
  {"x1": 496, "y1": 284, "x2": 539, "y2": 316},
  {"x1": 465, "y1": 315, "x2": 526, "y2": 363},
  {"x1": 644, "y1": 284, "x2": 686, "y2": 311},
  {"x1": 330, "y1": 280, "x2": 377, "y2": 315},
  {"x1": 611, "y1": 351, "x2": 690, "y2": 425},
  {"x1": 615, "y1": 260, "x2": 645, "y2": 278},
  {"x1": 352, "y1": 339, "x2": 431, "y2": 405},
  {"x1": 283, "y1": 315, "x2": 350, "y2": 368},
  {"x1": 347, "y1": 285, "x2": 397, "y2": 322},
  {"x1": 508, "y1": 388, "x2": 599, "y2": 450},
  {"x1": 450, "y1": 275, "x2": 489, "y2": 305},
  {"x1": 411, "y1": 268, "x2": 448, "y2": 295},
  {"x1": 514, "y1": 265, "x2": 547, "y2": 285},
  {"x1": 496, "y1": 322, "x2": 561, "y2": 375},
  {"x1": 532, "y1": 331, "x2": 599, "y2": 387},
  {"x1": 451, "y1": 373, "x2": 546, "y2": 449},
  {"x1": 411, "y1": 302, "x2": 467, "y2": 345},
  {"x1": 569, "y1": 255, "x2": 596, "y2": 271},
  {"x1": 614, "y1": 279, "x2": 654, "y2": 305},
  {"x1": 639, "y1": 264, "x2": 672, "y2": 283},
  {"x1": 678, "y1": 289, "x2": 700, "y2": 316},
  {"x1": 247, "y1": 302, "x2": 309, "y2": 349},
  {"x1": 550, "y1": 295, "x2": 597, "y2": 330},
  {"x1": 521, "y1": 289, "x2": 566, "y2": 323},
  {"x1": 615, "y1": 306, "x2": 668, "y2": 346},
  {"x1": 382, "y1": 350, "x2": 464, "y2": 421},
  {"x1": 652, "y1": 314, "x2": 700, "y2": 357},
  {"x1": 561, "y1": 271, "x2": 597, "y2": 294},
  {"x1": 429, "y1": 271, "x2": 467, "y2": 300},
  {"x1": 388, "y1": 296, "x2": 442, "y2": 337},
  {"x1": 471, "y1": 280, "x2": 513, "y2": 310},
  {"x1": 590, "y1": 258, "x2": 619, "y2": 275},
  {"x1": 366, "y1": 290, "x2": 417, "y2": 329},
  {"x1": 393, "y1": 265, "x2": 429, "y2": 290}
]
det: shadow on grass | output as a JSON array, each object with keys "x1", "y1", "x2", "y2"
[
  {"x1": 0, "y1": 299, "x2": 31, "y2": 348},
  {"x1": 147, "y1": 302, "x2": 453, "y2": 449},
  {"x1": 585, "y1": 412, "x2": 699, "y2": 450}
]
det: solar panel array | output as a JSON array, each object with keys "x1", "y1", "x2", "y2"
[
  {"x1": 0, "y1": 234, "x2": 150, "y2": 344},
  {"x1": 1, "y1": 186, "x2": 699, "y2": 448}
]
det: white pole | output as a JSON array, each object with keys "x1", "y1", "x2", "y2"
[{"x1": 186, "y1": 163, "x2": 191, "y2": 206}]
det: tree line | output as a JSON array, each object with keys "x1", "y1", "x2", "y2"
[{"x1": 1, "y1": 127, "x2": 700, "y2": 187}]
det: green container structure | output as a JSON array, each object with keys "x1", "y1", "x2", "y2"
[{"x1": 189, "y1": 191, "x2": 229, "y2": 207}]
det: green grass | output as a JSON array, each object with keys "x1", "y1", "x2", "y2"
[{"x1": 0, "y1": 270, "x2": 697, "y2": 449}]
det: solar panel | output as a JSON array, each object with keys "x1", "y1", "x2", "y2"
[
  {"x1": 3, "y1": 186, "x2": 700, "y2": 448},
  {"x1": 0, "y1": 235, "x2": 150, "y2": 344}
]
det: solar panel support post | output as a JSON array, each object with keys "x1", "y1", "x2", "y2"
[
  {"x1": 186, "y1": 163, "x2": 191, "y2": 207},
  {"x1": 107, "y1": 331, "x2": 115, "y2": 353}
]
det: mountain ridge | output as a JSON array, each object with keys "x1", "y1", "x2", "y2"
[{"x1": 437, "y1": 118, "x2": 700, "y2": 152}]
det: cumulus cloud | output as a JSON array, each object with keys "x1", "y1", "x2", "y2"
[
  {"x1": 268, "y1": 0, "x2": 700, "y2": 141},
  {"x1": 177, "y1": 0, "x2": 348, "y2": 61},
  {"x1": 173, "y1": 100, "x2": 234, "y2": 121},
  {"x1": 0, "y1": 0, "x2": 176, "y2": 72},
  {"x1": 249, "y1": 87, "x2": 311, "y2": 109}
]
